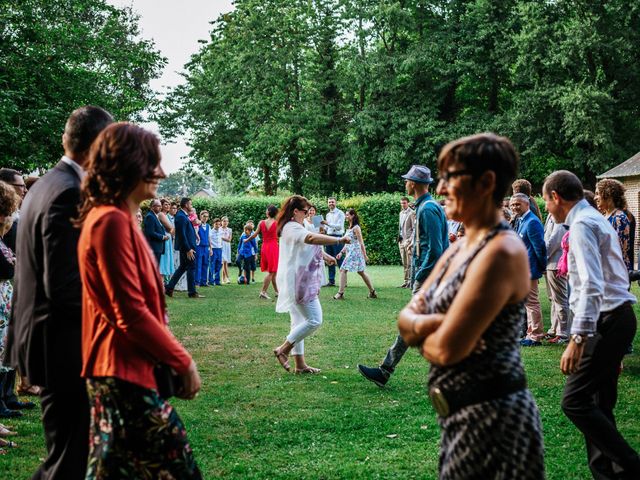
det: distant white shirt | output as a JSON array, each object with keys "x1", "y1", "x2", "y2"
[
  {"x1": 325, "y1": 207, "x2": 345, "y2": 236},
  {"x1": 61, "y1": 155, "x2": 85, "y2": 179},
  {"x1": 566, "y1": 199, "x2": 636, "y2": 335}
]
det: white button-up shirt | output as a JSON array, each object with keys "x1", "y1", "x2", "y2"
[
  {"x1": 325, "y1": 207, "x2": 345, "y2": 236},
  {"x1": 566, "y1": 199, "x2": 636, "y2": 335},
  {"x1": 61, "y1": 155, "x2": 85, "y2": 179}
]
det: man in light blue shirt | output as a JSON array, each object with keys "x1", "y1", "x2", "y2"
[{"x1": 543, "y1": 170, "x2": 639, "y2": 479}]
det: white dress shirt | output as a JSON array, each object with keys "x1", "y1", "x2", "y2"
[
  {"x1": 325, "y1": 207, "x2": 345, "y2": 236},
  {"x1": 61, "y1": 155, "x2": 85, "y2": 179},
  {"x1": 566, "y1": 199, "x2": 636, "y2": 335}
]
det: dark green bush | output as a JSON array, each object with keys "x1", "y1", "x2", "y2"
[{"x1": 148, "y1": 193, "x2": 407, "y2": 265}]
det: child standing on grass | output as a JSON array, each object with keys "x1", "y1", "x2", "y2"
[
  {"x1": 221, "y1": 216, "x2": 232, "y2": 284},
  {"x1": 247, "y1": 219, "x2": 259, "y2": 283},
  {"x1": 195, "y1": 210, "x2": 210, "y2": 287},
  {"x1": 237, "y1": 224, "x2": 257, "y2": 284},
  {"x1": 208, "y1": 218, "x2": 223, "y2": 286}
]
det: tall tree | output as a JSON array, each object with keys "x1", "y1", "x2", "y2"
[{"x1": 0, "y1": 0, "x2": 165, "y2": 172}]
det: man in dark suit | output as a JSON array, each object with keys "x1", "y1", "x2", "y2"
[
  {"x1": 143, "y1": 198, "x2": 168, "y2": 264},
  {"x1": 6, "y1": 106, "x2": 113, "y2": 479},
  {"x1": 165, "y1": 197, "x2": 202, "y2": 298},
  {"x1": 511, "y1": 192, "x2": 547, "y2": 346}
]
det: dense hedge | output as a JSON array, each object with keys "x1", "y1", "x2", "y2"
[{"x1": 148, "y1": 193, "x2": 406, "y2": 265}]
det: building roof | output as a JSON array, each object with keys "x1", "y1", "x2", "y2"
[
  {"x1": 598, "y1": 151, "x2": 640, "y2": 179},
  {"x1": 193, "y1": 188, "x2": 215, "y2": 197}
]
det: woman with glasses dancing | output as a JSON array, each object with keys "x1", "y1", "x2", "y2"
[{"x1": 398, "y1": 133, "x2": 544, "y2": 479}]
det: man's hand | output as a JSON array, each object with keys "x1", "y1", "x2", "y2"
[
  {"x1": 320, "y1": 220, "x2": 328, "y2": 225},
  {"x1": 187, "y1": 249, "x2": 195, "y2": 261},
  {"x1": 560, "y1": 341, "x2": 585, "y2": 375}
]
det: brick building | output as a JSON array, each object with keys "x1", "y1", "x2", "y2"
[{"x1": 598, "y1": 151, "x2": 640, "y2": 266}]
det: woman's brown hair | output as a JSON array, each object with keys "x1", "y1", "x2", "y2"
[
  {"x1": 0, "y1": 181, "x2": 19, "y2": 219},
  {"x1": 76, "y1": 122, "x2": 161, "y2": 225},
  {"x1": 596, "y1": 178, "x2": 627, "y2": 210},
  {"x1": 276, "y1": 195, "x2": 311, "y2": 236}
]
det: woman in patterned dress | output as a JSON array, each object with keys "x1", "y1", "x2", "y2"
[
  {"x1": 333, "y1": 208, "x2": 376, "y2": 300},
  {"x1": 158, "y1": 198, "x2": 175, "y2": 282},
  {"x1": 595, "y1": 179, "x2": 633, "y2": 270},
  {"x1": 397, "y1": 133, "x2": 545, "y2": 479},
  {"x1": 220, "y1": 216, "x2": 232, "y2": 284}
]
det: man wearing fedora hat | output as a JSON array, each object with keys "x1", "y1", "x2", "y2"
[{"x1": 358, "y1": 164, "x2": 449, "y2": 387}]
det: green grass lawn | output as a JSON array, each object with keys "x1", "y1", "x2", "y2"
[{"x1": 3, "y1": 266, "x2": 640, "y2": 479}]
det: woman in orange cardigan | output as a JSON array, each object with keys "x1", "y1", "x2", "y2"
[{"x1": 77, "y1": 122, "x2": 202, "y2": 479}]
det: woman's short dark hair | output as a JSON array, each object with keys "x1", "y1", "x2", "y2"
[
  {"x1": 542, "y1": 171, "x2": 584, "y2": 202},
  {"x1": 267, "y1": 204, "x2": 278, "y2": 219},
  {"x1": 76, "y1": 122, "x2": 161, "y2": 224},
  {"x1": 583, "y1": 190, "x2": 597, "y2": 209},
  {"x1": 64, "y1": 106, "x2": 113, "y2": 154},
  {"x1": 437, "y1": 133, "x2": 519, "y2": 206},
  {"x1": 276, "y1": 195, "x2": 311, "y2": 236},
  {"x1": 596, "y1": 178, "x2": 627, "y2": 210},
  {"x1": 347, "y1": 208, "x2": 360, "y2": 227}
]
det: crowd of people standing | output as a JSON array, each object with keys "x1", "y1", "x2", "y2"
[{"x1": 0, "y1": 105, "x2": 638, "y2": 479}]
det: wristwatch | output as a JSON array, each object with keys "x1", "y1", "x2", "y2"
[{"x1": 571, "y1": 334, "x2": 587, "y2": 345}]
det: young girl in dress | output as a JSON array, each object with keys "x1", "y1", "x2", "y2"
[
  {"x1": 220, "y1": 217, "x2": 232, "y2": 284},
  {"x1": 333, "y1": 208, "x2": 377, "y2": 300}
]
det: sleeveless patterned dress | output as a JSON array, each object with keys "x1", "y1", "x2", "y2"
[
  {"x1": 423, "y1": 222, "x2": 545, "y2": 479},
  {"x1": 341, "y1": 227, "x2": 366, "y2": 272}
]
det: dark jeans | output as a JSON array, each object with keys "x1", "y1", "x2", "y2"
[
  {"x1": 166, "y1": 250, "x2": 196, "y2": 295},
  {"x1": 561, "y1": 302, "x2": 640, "y2": 480},
  {"x1": 325, "y1": 237, "x2": 344, "y2": 284},
  {"x1": 33, "y1": 379, "x2": 89, "y2": 480},
  {"x1": 208, "y1": 248, "x2": 222, "y2": 285},
  {"x1": 380, "y1": 279, "x2": 423, "y2": 377},
  {"x1": 238, "y1": 254, "x2": 254, "y2": 283}
]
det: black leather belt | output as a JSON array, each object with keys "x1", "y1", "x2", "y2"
[{"x1": 428, "y1": 375, "x2": 527, "y2": 417}]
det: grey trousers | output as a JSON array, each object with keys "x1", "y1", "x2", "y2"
[
  {"x1": 380, "y1": 279, "x2": 423, "y2": 377},
  {"x1": 545, "y1": 269, "x2": 572, "y2": 337}
]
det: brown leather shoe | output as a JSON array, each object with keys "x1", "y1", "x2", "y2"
[{"x1": 188, "y1": 293, "x2": 204, "y2": 298}]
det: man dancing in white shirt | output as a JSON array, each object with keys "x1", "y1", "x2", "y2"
[{"x1": 543, "y1": 170, "x2": 640, "y2": 479}]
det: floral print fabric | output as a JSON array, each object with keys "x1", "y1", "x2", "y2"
[
  {"x1": 607, "y1": 209, "x2": 632, "y2": 270},
  {"x1": 0, "y1": 239, "x2": 14, "y2": 373},
  {"x1": 86, "y1": 377, "x2": 201, "y2": 480}
]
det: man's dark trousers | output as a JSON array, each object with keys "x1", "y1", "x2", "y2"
[
  {"x1": 561, "y1": 302, "x2": 640, "y2": 479},
  {"x1": 33, "y1": 379, "x2": 89, "y2": 480},
  {"x1": 325, "y1": 238, "x2": 343, "y2": 284},
  {"x1": 166, "y1": 250, "x2": 196, "y2": 296}
]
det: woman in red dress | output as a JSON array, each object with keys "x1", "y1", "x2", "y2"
[{"x1": 246, "y1": 205, "x2": 279, "y2": 299}]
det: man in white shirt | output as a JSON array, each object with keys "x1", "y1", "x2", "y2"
[
  {"x1": 320, "y1": 197, "x2": 345, "y2": 286},
  {"x1": 543, "y1": 170, "x2": 640, "y2": 479}
]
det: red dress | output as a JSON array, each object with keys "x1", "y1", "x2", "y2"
[{"x1": 259, "y1": 220, "x2": 279, "y2": 273}]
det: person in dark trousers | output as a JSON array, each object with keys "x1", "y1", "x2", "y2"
[
  {"x1": 5, "y1": 105, "x2": 114, "y2": 479},
  {"x1": 165, "y1": 197, "x2": 202, "y2": 298},
  {"x1": 543, "y1": 170, "x2": 640, "y2": 479},
  {"x1": 143, "y1": 198, "x2": 168, "y2": 264},
  {"x1": 358, "y1": 165, "x2": 449, "y2": 387}
]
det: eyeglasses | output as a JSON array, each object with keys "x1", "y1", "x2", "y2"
[
  {"x1": 11, "y1": 183, "x2": 27, "y2": 190},
  {"x1": 299, "y1": 208, "x2": 309, "y2": 214},
  {"x1": 438, "y1": 169, "x2": 471, "y2": 184}
]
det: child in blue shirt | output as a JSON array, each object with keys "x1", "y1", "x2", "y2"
[
  {"x1": 237, "y1": 224, "x2": 257, "y2": 285},
  {"x1": 208, "y1": 218, "x2": 223, "y2": 285}
]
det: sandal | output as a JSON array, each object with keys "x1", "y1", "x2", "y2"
[
  {"x1": 333, "y1": 292, "x2": 344, "y2": 300},
  {"x1": 0, "y1": 439, "x2": 17, "y2": 449},
  {"x1": 0, "y1": 425, "x2": 16, "y2": 437},
  {"x1": 273, "y1": 349, "x2": 291, "y2": 372},
  {"x1": 17, "y1": 385, "x2": 41, "y2": 396},
  {"x1": 259, "y1": 291, "x2": 271, "y2": 300},
  {"x1": 295, "y1": 366, "x2": 321, "y2": 374},
  {"x1": 368, "y1": 289, "x2": 378, "y2": 299}
]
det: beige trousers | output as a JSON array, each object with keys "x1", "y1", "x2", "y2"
[
  {"x1": 525, "y1": 279, "x2": 545, "y2": 341},
  {"x1": 398, "y1": 241, "x2": 413, "y2": 284}
]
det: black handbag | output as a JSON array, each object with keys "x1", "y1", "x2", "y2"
[{"x1": 153, "y1": 363, "x2": 184, "y2": 399}]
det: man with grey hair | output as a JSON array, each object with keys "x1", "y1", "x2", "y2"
[{"x1": 143, "y1": 198, "x2": 169, "y2": 264}]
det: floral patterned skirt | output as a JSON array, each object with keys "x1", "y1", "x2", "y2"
[
  {"x1": 85, "y1": 377, "x2": 202, "y2": 480},
  {"x1": 0, "y1": 280, "x2": 13, "y2": 373}
]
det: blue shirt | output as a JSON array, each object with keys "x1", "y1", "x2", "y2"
[{"x1": 238, "y1": 233, "x2": 257, "y2": 257}]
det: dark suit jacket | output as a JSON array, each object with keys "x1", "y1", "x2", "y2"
[
  {"x1": 5, "y1": 160, "x2": 83, "y2": 388},
  {"x1": 173, "y1": 209, "x2": 197, "y2": 252},
  {"x1": 143, "y1": 211, "x2": 166, "y2": 255},
  {"x1": 516, "y1": 211, "x2": 547, "y2": 280}
]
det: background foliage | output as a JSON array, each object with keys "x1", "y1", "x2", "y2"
[
  {"x1": 159, "y1": 0, "x2": 640, "y2": 195},
  {"x1": 0, "y1": 0, "x2": 165, "y2": 172},
  {"x1": 152, "y1": 193, "x2": 406, "y2": 265}
]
